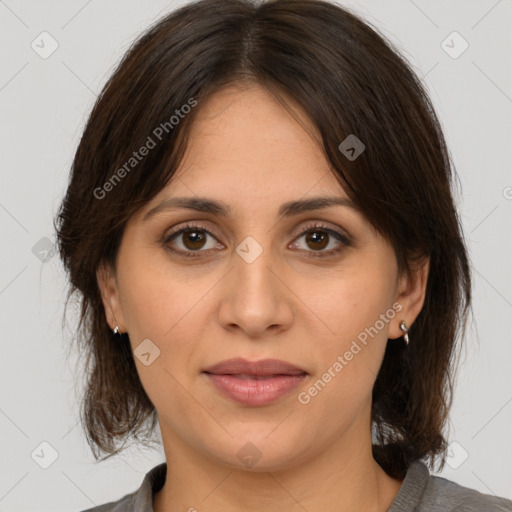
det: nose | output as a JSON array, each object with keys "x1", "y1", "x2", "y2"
[{"x1": 216, "y1": 242, "x2": 294, "y2": 339}]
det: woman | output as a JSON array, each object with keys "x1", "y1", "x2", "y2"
[{"x1": 55, "y1": 0, "x2": 512, "y2": 510}]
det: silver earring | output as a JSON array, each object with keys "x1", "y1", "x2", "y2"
[
  {"x1": 399, "y1": 321, "x2": 409, "y2": 345},
  {"x1": 111, "y1": 317, "x2": 120, "y2": 335}
]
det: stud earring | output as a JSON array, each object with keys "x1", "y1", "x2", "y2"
[
  {"x1": 112, "y1": 317, "x2": 120, "y2": 335},
  {"x1": 399, "y1": 321, "x2": 409, "y2": 346}
]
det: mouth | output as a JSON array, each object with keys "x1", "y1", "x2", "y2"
[{"x1": 202, "y1": 358, "x2": 308, "y2": 407}]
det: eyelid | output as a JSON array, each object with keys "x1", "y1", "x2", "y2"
[
  {"x1": 291, "y1": 221, "x2": 350, "y2": 243},
  {"x1": 162, "y1": 222, "x2": 222, "y2": 247}
]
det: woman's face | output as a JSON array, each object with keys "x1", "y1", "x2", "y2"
[{"x1": 99, "y1": 84, "x2": 427, "y2": 471}]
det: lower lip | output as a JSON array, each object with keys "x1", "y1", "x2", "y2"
[{"x1": 204, "y1": 373, "x2": 307, "y2": 406}]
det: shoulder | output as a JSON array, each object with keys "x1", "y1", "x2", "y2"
[
  {"x1": 388, "y1": 461, "x2": 512, "y2": 512},
  {"x1": 76, "y1": 462, "x2": 167, "y2": 512},
  {"x1": 421, "y1": 474, "x2": 512, "y2": 512},
  {"x1": 78, "y1": 492, "x2": 136, "y2": 512}
]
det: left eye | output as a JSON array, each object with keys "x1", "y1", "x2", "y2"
[
  {"x1": 290, "y1": 224, "x2": 349, "y2": 256},
  {"x1": 163, "y1": 222, "x2": 350, "y2": 258}
]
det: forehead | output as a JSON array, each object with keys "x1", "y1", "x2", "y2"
[{"x1": 154, "y1": 84, "x2": 348, "y2": 210}]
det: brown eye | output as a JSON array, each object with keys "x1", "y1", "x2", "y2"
[
  {"x1": 291, "y1": 223, "x2": 350, "y2": 258},
  {"x1": 163, "y1": 223, "x2": 221, "y2": 257},
  {"x1": 163, "y1": 222, "x2": 350, "y2": 259},
  {"x1": 181, "y1": 229, "x2": 207, "y2": 250},
  {"x1": 304, "y1": 230, "x2": 329, "y2": 251}
]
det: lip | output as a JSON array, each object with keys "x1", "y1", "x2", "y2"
[
  {"x1": 203, "y1": 358, "x2": 308, "y2": 407},
  {"x1": 203, "y1": 357, "x2": 306, "y2": 376}
]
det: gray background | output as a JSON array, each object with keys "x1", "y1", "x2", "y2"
[{"x1": 1, "y1": 0, "x2": 511, "y2": 510}]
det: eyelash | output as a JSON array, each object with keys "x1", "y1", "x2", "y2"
[{"x1": 162, "y1": 222, "x2": 351, "y2": 259}]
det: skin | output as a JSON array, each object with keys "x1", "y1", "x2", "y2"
[{"x1": 97, "y1": 83, "x2": 429, "y2": 512}]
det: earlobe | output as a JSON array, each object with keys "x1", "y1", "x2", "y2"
[
  {"x1": 96, "y1": 262, "x2": 126, "y2": 332},
  {"x1": 391, "y1": 256, "x2": 430, "y2": 339}
]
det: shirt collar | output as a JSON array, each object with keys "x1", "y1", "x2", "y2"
[
  {"x1": 387, "y1": 460, "x2": 430, "y2": 511},
  {"x1": 131, "y1": 461, "x2": 167, "y2": 511}
]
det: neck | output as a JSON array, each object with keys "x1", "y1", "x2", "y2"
[{"x1": 154, "y1": 418, "x2": 403, "y2": 512}]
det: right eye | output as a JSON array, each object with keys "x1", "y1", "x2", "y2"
[{"x1": 163, "y1": 223, "x2": 224, "y2": 257}]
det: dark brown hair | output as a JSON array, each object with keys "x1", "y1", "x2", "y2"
[{"x1": 55, "y1": 0, "x2": 471, "y2": 480}]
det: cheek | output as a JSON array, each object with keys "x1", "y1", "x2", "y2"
[
  {"x1": 299, "y1": 258, "x2": 396, "y2": 400},
  {"x1": 299, "y1": 262, "x2": 394, "y2": 343},
  {"x1": 115, "y1": 251, "x2": 206, "y2": 410},
  {"x1": 116, "y1": 244, "x2": 210, "y2": 340}
]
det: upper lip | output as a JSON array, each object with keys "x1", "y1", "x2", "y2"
[{"x1": 203, "y1": 358, "x2": 307, "y2": 376}]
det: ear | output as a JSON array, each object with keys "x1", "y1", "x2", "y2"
[
  {"x1": 96, "y1": 262, "x2": 126, "y2": 333},
  {"x1": 389, "y1": 255, "x2": 430, "y2": 339}
]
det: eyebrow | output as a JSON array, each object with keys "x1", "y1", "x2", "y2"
[{"x1": 142, "y1": 195, "x2": 359, "y2": 222}]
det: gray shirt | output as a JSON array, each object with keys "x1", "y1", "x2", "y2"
[{"x1": 80, "y1": 460, "x2": 512, "y2": 511}]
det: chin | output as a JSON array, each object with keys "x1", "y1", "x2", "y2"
[{"x1": 203, "y1": 429, "x2": 310, "y2": 472}]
